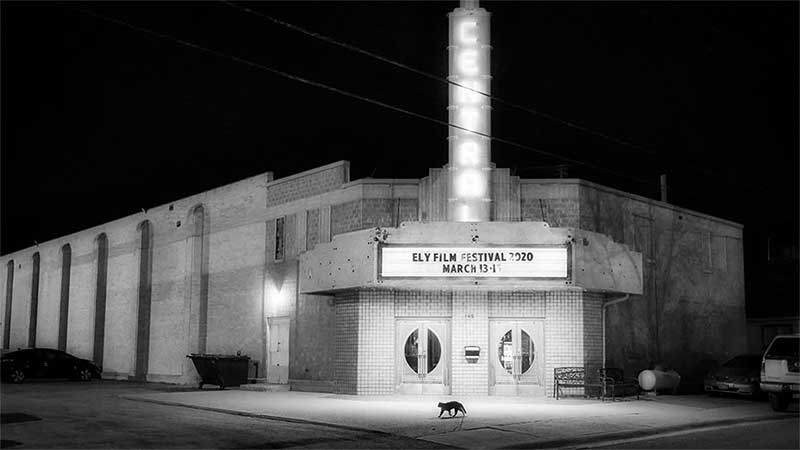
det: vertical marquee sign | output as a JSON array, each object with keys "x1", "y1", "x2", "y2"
[{"x1": 448, "y1": 0, "x2": 492, "y2": 222}]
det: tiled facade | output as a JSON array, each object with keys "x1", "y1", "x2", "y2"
[
  {"x1": 330, "y1": 288, "x2": 600, "y2": 397},
  {"x1": 451, "y1": 291, "x2": 490, "y2": 396}
]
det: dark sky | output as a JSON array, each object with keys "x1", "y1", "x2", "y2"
[{"x1": 2, "y1": 2, "x2": 797, "y2": 313}]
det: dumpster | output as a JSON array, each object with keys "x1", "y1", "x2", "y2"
[{"x1": 187, "y1": 354, "x2": 250, "y2": 390}]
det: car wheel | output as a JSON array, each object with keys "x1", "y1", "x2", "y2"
[
  {"x1": 769, "y1": 392, "x2": 790, "y2": 412},
  {"x1": 9, "y1": 368, "x2": 25, "y2": 384},
  {"x1": 77, "y1": 367, "x2": 92, "y2": 381}
]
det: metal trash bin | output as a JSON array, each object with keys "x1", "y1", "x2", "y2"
[{"x1": 187, "y1": 354, "x2": 250, "y2": 390}]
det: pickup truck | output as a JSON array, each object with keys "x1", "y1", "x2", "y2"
[{"x1": 760, "y1": 334, "x2": 799, "y2": 411}]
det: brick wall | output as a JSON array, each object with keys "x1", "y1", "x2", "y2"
[
  {"x1": 397, "y1": 199, "x2": 419, "y2": 223},
  {"x1": 266, "y1": 163, "x2": 348, "y2": 208},
  {"x1": 451, "y1": 291, "x2": 489, "y2": 396},
  {"x1": 331, "y1": 201, "x2": 362, "y2": 237},
  {"x1": 520, "y1": 198, "x2": 580, "y2": 227},
  {"x1": 306, "y1": 209, "x2": 320, "y2": 251},
  {"x1": 361, "y1": 199, "x2": 395, "y2": 229}
]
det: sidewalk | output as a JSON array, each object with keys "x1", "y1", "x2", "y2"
[{"x1": 122, "y1": 389, "x2": 798, "y2": 449}]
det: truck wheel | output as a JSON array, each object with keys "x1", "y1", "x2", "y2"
[{"x1": 769, "y1": 392, "x2": 790, "y2": 411}]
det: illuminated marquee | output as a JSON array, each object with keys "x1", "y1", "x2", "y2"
[
  {"x1": 379, "y1": 246, "x2": 569, "y2": 279},
  {"x1": 448, "y1": 2, "x2": 492, "y2": 222}
]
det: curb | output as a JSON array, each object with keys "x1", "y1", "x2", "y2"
[
  {"x1": 119, "y1": 394, "x2": 394, "y2": 437},
  {"x1": 122, "y1": 394, "x2": 796, "y2": 450},
  {"x1": 500, "y1": 414, "x2": 797, "y2": 449}
]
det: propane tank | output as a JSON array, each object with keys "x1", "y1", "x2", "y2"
[{"x1": 638, "y1": 369, "x2": 681, "y2": 392}]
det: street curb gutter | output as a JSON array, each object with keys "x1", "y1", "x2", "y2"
[
  {"x1": 119, "y1": 395, "x2": 394, "y2": 437},
  {"x1": 500, "y1": 414, "x2": 798, "y2": 449},
  {"x1": 121, "y1": 394, "x2": 795, "y2": 450}
]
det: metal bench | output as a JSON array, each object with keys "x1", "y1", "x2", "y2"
[
  {"x1": 598, "y1": 367, "x2": 640, "y2": 400},
  {"x1": 554, "y1": 367, "x2": 603, "y2": 399}
]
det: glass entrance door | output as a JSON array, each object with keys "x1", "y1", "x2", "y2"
[
  {"x1": 396, "y1": 320, "x2": 449, "y2": 395},
  {"x1": 489, "y1": 320, "x2": 544, "y2": 396}
]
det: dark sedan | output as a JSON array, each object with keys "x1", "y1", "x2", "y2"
[
  {"x1": 1, "y1": 348, "x2": 101, "y2": 383},
  {"x1": 704, "y1": 354, "x2": 762, "y2": 397}
]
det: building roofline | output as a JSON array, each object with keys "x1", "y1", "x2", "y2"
[
  {"x1": 521, "y1": 178, "x2": 743, "y2": 229},
  {"x1": 265, "y1": 160, "x2": 350, "y2": 188}
]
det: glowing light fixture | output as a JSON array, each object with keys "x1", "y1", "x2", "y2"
[{"x1": 448, "y1": 0, "x2": 491, "y2": 222}]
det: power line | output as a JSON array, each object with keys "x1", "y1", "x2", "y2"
[
  {"x1": 221, "y1": 0, "x2": 743, "y2": 184},
  {"x1": 65, "y1": 5, "x2": 661, "y2": 191},
  {"x1": 220, "y1": 2, "x2": 658, "y2": 154}
]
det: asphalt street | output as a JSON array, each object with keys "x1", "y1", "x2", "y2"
[
  {"x1": 0, "y1": 381, "x2": 451, "y2": 449},
  {"x1": 588, "y1": 418, "x2": 799, "y2": 449}
]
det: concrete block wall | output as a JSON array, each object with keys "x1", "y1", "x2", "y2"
[
  {"x1": 582, "y1": 292, "x2": 603, "y2": 376},
  {"x1": 8, "y1": 259, "x2": 31, "y2": 350},
  {"x1": 451, "y1": 291, "x2": 489, "y2": 396},
  {"x1": 0, "y1": 171, "x2": 272, "y2": 385},
  {"x1": 36, "y1": 251, "x2": 60, "y2": 349},
  {"x1": 148, "y1": 234, "x2": 188, "y2": 381},
  {"x1": 576, "y1": 180, "x2": 745, "y2": 385},
  {"x1": 65, "y1": 239, "x2": 97, "y2": 360},
  {"x1": 104, "y1": 230, "x2": 139, "y2": 379},
  {"x1": 204, "y1": 223, "x2": 266, "y2": 358},
  {"x1": 290, "y1": 293, "x2": 335, "y2": 390}
]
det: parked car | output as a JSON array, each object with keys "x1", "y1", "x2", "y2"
[
  {"x1": 0, "y1": 348, "x2": 101, "y2": 383},
  {"x1": 704, "y1": 353, "x2": 763, "y2": 397},
  {"x1": 760, "y1": 334, "x2": 799, "y2": 411}
]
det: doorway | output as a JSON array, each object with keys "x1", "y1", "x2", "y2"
[
  {"x1": 267, "y1": 317, "x2": 290, "y2": 384},
  {"x1": 489, "y1": 320, "x2": 545, "y2": 396},
  {"x1": 396, "y1": 320, "x2": 449, "y2": 395}
]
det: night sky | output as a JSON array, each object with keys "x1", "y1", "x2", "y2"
[{"x1": 2, "y1": 2, "x2": 797, "y2": 314}]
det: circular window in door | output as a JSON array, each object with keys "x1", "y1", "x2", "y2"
[
  {"x1": 498, "y1": 330, "x2": 513, "y2": 373},
  {"x1": 521, "y1": 330, "x2": 535, "y2": 374},
  {"x1": 427, "y1": 329, "x2": 442, "y2": 373},
  {"x1": 404, "y1": 330, "x2": 419, "y2": 373}
]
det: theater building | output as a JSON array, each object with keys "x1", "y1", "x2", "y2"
[{"x1": 0, "y1": 1, "x2": 745, "y2": 397}]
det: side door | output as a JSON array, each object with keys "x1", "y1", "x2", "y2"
[{"x1": 267, "y1": 317, "x2": 290, "y2": 384}]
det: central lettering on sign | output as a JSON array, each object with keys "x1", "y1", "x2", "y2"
[
  {"x1": 447, "y1": 3, "x2": 492, "y2": 222},
  {"x1": 380, "y1": 246, "x2": 569, "y2": 279}
]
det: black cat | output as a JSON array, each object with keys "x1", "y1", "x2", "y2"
[{"x1": 437, "y1": 401, "x2": 467, "y2": 418}]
